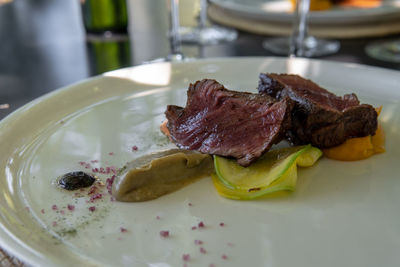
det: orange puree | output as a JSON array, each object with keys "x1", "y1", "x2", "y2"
[
  {"x1": 338, "y1": 0, "x2": 382, "y2": 9},
  {"x1": 160, "y1": 119, "x2": 172, "y2": 141},
  {"x1": 290, "y1": 0, "x2": 381, "y2": 11},
  {"x1": 290, "y1": 0, "x2": 332, "y2": 11},
  {"x1": 323, "y1": 107, "x2": 385, "y2": 161}
]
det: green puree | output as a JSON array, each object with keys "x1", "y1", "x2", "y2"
[{"x1": 112, "y1": 149, "x2": 214, "y2": 202}]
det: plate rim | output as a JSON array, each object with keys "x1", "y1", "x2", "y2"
[{"x1": 2, "y1": 56, "x2": 400, "y2": 127}]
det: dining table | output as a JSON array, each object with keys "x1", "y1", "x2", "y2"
[{"x1": 0, "y1": 0, "x2": 400, "y2": 266}]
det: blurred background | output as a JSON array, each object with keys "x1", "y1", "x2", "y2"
[{"x1": 1, "y1": 0, "x2": 400, "y2": 120}]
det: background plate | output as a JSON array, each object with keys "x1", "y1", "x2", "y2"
[
  {"x1": 0, "y1": 57, "x2": 400, "y2": 267},
  {"x1": 210, "y1": 0, "x2": 400, "y2": 25}
]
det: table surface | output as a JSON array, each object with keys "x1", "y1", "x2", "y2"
[{"x1": 0, "y1": 0, "x2": 399, "y2": 265}]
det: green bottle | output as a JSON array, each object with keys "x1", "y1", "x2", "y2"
[
  {"x1": 87, "y1": 39, "x2": 131, "y2": 75},
  {"x1": 81, "y1": 0, "x2": 128, "y2": 34}
]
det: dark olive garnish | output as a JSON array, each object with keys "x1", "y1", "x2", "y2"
[{"x1": 58, "y1": 171, "x2": 96, "y2": 190}]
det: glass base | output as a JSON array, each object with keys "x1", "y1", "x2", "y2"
[
  {"x1": 263, "y1": 36, "x2": 340, "y2": 57},
  {"x1": 179, "y1": 26, "x2": 238, "y2": 45},
  {"x1": 365, "y1": 39, "x2": 400, "y2": 63}
]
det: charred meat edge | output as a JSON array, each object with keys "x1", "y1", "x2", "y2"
[{"x1": 258, "y1": 73, "x2": 378, "y2": 148}]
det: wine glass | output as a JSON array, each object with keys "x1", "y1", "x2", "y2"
[
  {"x1": 145, "y1": 0, "x2": 185, "y2": 63},
  {"x1": 179, "y1": 0, "x2": 238, "y2": 45},
  {"x1": 167, "y1": 0, "x2": 185, "y2": 61},
  {"x1": 263, "y1": 0, "x2": 340, "y2": 57},
  {"x1": 365, "y1": 39, "x2": 400, "y2": 63}
]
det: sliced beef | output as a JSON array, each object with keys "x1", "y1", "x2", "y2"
[
  {"x1": 258, "y1": 73, "x2": 378, "y2": 148},
  {"x1": 165, "y1": 79, "x2": 292, "y2": 166}
]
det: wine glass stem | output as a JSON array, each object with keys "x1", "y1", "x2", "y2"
[
  {"x1": 168, "y1": 0, "x2": 183, "y2": 58},
  {"x1": 290, "y1": 0, "x2": 310, "y2": 57},
  {"x1": 199, "y1": 0, "x2": 207, "y2": 28}
]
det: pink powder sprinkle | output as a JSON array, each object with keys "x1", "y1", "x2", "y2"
[
  {"x1": 41, "y1": 209, "x2": 45, "y2": 214},
  {"x1": 108, "y1": 152, "x2": 114, "y2": 156},
  {"x1": 198, "y1": 221, "x2": 205, "y2": 228},
  {"x1": 106, "y1": 175, "x2": 116, "y2": 195},
  {"x1": 52, "y1": 221, "x2": 57, "y2": 227},
  {"x1": 194, "y1": 240, "x2": 203, "y2": 245},
  {"x1": 85, "y1": 163, "x2": 91, "y2": 169},
  {"x1": 60, "y1": 210, "x2": 65, "y2": 215},
  {"x1": 110, "y1": 166, "x2": 117, "y2": 174},
  {"x1": 200, "y1": 247, "x2": 207, "y2": 254},
  {"x1": 89, "y1": 206, "x2": 96, "y2": 212},
  {"x1": 222, "y1": 254, "x2": 228, "y2": 260},
  {"x1": 227, "y1": 242, "x2": 235, "y2": 247},
  {"x1": 219, "y1": 222, "x2": 225, "y2": 227},
  {"x1": 110, "y1": 196, "x2": 116, "y2": 202},
  {"x1": 182, "y1": 254, "x2": 190, "y2": 262},
  {"x1": 51, "y1": 205, "x2": 58, "y2": 211},
  {"x1": 92, "y1": 167, "x2": 99, "y2": 173},
  {"x1": 132, "y1": 145, "x2": 138, "y2": 151},
  {"x1": 90, "y1": 193, "x2": 103, "y2": 202},
  {"x1": 100, "y1": 167, "x2": 105, "y2": 174},
  {"x1": 67, "y1": 205, "x2": 75, "y2": 211},
  {"x1": 160, "y1": 230, "x2": 169, "y2": 238},
  {"x1": 209, "y1": 264, "x2": 216, "y2": 267},
  {"x1": 91, "y1": 160, "x2": 99, "y2": 163},
  {"x1": 156, "y1": 216, "x2": 161, "y2": 220},
  {"x1": 88, "y1": 186, "x2": 97, "y2": 195},
  {"x1": 191, "y1": 226, "x2": 197, "y2": 230},
  {"x1": 120, "y1": 227, "x2": 128, "y2": 233},
  {"x1": 79, "y1": 161, "x2": 86, "y2": 166}
]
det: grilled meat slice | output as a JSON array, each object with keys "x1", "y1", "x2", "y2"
[
  {"x1": 166, "y1": 79, "x2": 292, "y2": 166},
  {"x1": 258, "y1": 73, "x2": 378, "y2": 148}
]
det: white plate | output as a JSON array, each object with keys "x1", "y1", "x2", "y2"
[
  {"x1": 210, "y1": 0, "x2": 400, "y2": 24},
  {"x1": 1, "y1": 57, "x2": 400, "y2": 267}
]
